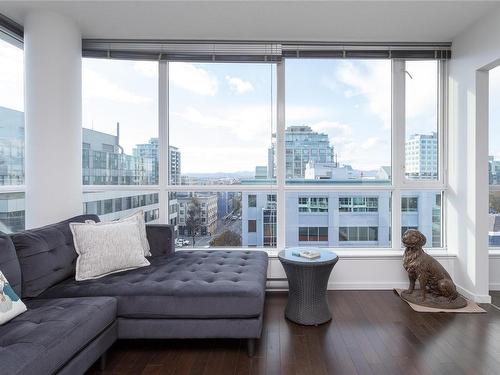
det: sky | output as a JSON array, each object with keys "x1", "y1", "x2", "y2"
[
  {"x1": 0, "y1": 36, "x2": 438, "y2": 175},
  {"x1": 82, "y1": 58, "x2": 438, "y2": 174}
]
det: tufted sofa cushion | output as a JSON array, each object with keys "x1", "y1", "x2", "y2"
[
  {"x1": 0, "y1": 233, "x2": 22, "y2": 296},
  {"x1": 0, "y1": 297, "x2": 116, "y2": 375},
  {"x1": 10, "y1": 214, "x2": 100, "y2": 298},
  {"x1": 40, "y1": 250, "x2": 268, "y2": 319}
]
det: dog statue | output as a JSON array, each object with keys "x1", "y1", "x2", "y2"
[{"x1": 401, "y1": 229, "x2": 465, "y2": 308}]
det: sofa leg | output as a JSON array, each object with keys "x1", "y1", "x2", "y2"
[
  {"x1": 99, "y1": 352, "x2": 107, "y2": 371},
  {"x1": 247, "y1": 338, "x2": 256, "y2": 357}
]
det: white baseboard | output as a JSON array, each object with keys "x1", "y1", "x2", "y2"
[
  {"x1": 267, "y1": 280, "x2": 408, "y2": 291},
  {"x1": 267, "y1": 280, "x2": 493, "y2": 303},
  {"x1": 456, "y1": 284, "x2": 491, "y2": 303}
]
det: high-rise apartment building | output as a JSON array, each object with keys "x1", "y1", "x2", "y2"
[
  {"x1": 268, "y1": 126, "x2": 335, "y2": 179},
  {"x1": 405, "y1": 132, "x2": 438, "y2": 180},
  {"x1": 170, "y1": 146, "x2": 181, "y2": 185}
]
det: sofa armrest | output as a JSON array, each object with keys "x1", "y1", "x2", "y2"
[{"x1": 146, "y1": 224, "x2": 175, "y2": 257}]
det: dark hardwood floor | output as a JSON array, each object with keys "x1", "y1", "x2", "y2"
[
  {"x1": 490, "y1": 291, "x2": 500, "y2": 309},
  {"x1": 86, "y1": 291, "x2": 500, "y2": 375}
]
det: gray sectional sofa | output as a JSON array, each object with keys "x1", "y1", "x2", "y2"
[{"x1": 0, "y1": 214, "x2": 268, "y2": 375}]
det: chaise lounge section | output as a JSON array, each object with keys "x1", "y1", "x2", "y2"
[{"x1": 0, "y1": 214, "x2": 268, "y2": 374}]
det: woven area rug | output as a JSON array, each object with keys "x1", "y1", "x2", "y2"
[{"x1": 393, "y1": 288, "x2": 486, "y2": 313}]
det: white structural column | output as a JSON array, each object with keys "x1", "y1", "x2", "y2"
[{"x1": 24, "y1": 11, "x2": 82, "y2": 228}]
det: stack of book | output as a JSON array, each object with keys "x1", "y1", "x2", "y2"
[{"x1": 291, "y1": 250, "x2": 321, "y2": 259}]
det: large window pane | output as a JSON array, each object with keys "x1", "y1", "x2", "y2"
[
  {"x1": 0, "y1": 192, "x2": 25, "y2": 233},
  {"x1": 285, "y1": 59, "x2": 391, "y2": 184},
  {"x1": 83, "y1": 190, "x2": 159, "y2": 223},
  {"x1": 405, "y1": 61, "x2": 439, "y2": 181},
  {"x1": 82, "y1": 58, "x2": 158, "y2": 185},
  {"x1": 489, "y1": 66, "x2": 500, "y2": 247},
  {"x1": 401, "y1": 191, "x2": 442, "y2": 248},
  {"x1": 170, "y1": 191, "x2": 264, "y2": 248},
  {"x1": 169, "y1": 63, "x2": 276, "y2": 185},
  {"x1": 285, "y1": 191, "x2": 391, "y2": 248},
  {"x1": 0, "y1": 37, "x2": 24, "y2": 186}
]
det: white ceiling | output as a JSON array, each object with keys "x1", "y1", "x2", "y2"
[{"x1": 0, "y1": 1, "x2": 498, "y2": 42}]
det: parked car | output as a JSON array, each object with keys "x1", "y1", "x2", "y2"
[
  {"x1": 183, "y1": 240, "x2": 190, "y2": 246},
  {"x1": 175, "y1": 238, "x2": 184, "y2": 247}
]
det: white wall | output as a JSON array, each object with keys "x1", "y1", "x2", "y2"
[
  {"x1": 268, "y1": 253, "x2": 460, "y2": 294},
  {"x1": 24, "y1": 11, "x2": 83, "y2": 228},
  {"x1": 447, "y1": 6, "x2": 500, "y2": 302}
]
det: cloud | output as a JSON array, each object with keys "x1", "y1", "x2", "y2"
[
  {"x1": 331, "y1": 60, "x2": 392, "y2": 129},
  {"x1": 83, "y1": 67, "x2": 152, "y2": 104},
  {"x1": 0, "y1": 39, "x2": 23, "y2": 111},
  {"x1": 286, "y1": 106, "x2": 328, "y2": 123},
  {"x1": 225, "y1": 75, "x2": 254, "y2": 94},
  {"x1": 336, "y1": 136, "x2": 390, "y2": 171},
  {"x1": 170, "y1": 63, "x2": 218, "y2": 96},
  {"x1": 172, "y1": 105, "x2": 272, "y2": 141},
  {"x1": 133, "y1": 61, "x2": 157, "y2": 78},
  {"x1": 170, "y1": 104, "x2": 275, "y2": 172},
  {"x1": 310, "y1": 121, "x2": 352, "y2": 138}
]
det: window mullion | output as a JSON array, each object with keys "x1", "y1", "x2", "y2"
[
  {"x1": 392, "y1": 60, "x2": 405, "y2": 250},
  {"x1": 276, "y1": 61, "x2": 286, "y2": 251},
  {"x1": 159, "y1": 61, "x2": 168, "y2": 224}
]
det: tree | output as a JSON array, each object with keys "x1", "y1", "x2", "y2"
[
  {"x1": 233, "y1": 197, "x2": 242, "y2": 214},
  {"x1": 491, "y1": 193, "x2": 500, "y2": 214},
  {"x1": 185, "y1": 197, "x2": 202, "y2": 247},
  {"x1": 210, "y1": 230, "x2": 242, "y2": 247}
]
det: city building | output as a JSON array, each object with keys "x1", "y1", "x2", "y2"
[
  {"x1": 254, "y1": 166, "x2": 268, "y2": 179},
  {"x1": 268, "y1": 125, "x2": 336, "y2": 179},
  {"x1": 170, "y1": 146, "x2": 181, "y2": 185},
  {"x1": 304, "y1": 162, "x2": 361, "y2": 180},
  {"x1": 405, "y1": 132, "x2": 438, "y2": 180},
  {"x1": 242, "y1": 189, "x2": 441, "y2": 248},
  {"x1": 243, "y1": 130, "x2": 441, "y2": 248},
  {"x1": 177, "y1": 192, "x2": 218, "y2": 237}
]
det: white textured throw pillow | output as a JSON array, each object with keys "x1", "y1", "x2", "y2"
[
  {"x1": 86, "y1": 210, "x2": 151, "y2": 257},
  {"x1": 70, "y1": 220, "x2": 150, "y2": 281},
  {"x1": 0, "y1": 271, "x2": 27, "y2": 325}
]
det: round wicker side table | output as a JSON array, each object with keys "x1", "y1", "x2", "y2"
[{"x1": 278, "y1": 249, "x2": 339, "y2": 326}]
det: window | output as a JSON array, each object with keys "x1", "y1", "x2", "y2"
[
  {"x1": 169, "y1": 191, "x2": 248, "y2": 248},
  {"x1": 298, "y1": 227, "x2": 328, "y2": 242},
  {"x1": 0, "y1": 37, "x2": 24, "y2": 187},
  {"x1": 401, "y1": 191, "x2": 442, "y2": 248},
  {"x1": 248, "y1": 195, "x2": 257, "y2": 208},
  {"x1": 168, "y1": 62, "x2": 276, "y2": 186},
  {"x1": 82, "y1": 58, "x2": 158, "y2": 186},
  {"x1": 0, "y1": 34, "x2": 25, "y2": 232},
  {"x1": 285, "y1": 59, "x2": 391, "y2": 184},
  {"x1": 86, "y1": 45, "x2": 446, "y2": 251},
  {"x1": 339, "y1": 227, "x2": 378, "y2": 242},
  {"x1": 339, "y1": 197, "x2": 378, "y2": 212},
  {"x1": 490, "y1": 66, "x2": 500, "y2": 248},
  {"x1": 82, "y1": 58, "x2": 159, "y2": 222},
  {"x1": 405, "y1": 61, "x2": 439, "y2": 181},
  {"x1": 248, "y1": 219, "x2": 257, "y2": 233},
  {"x1": 401, "y1": 197, "x2": 418, "y2": 212},
  {"x1": 298, "y1": 197, "x2": 328, "y2": 213}
]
